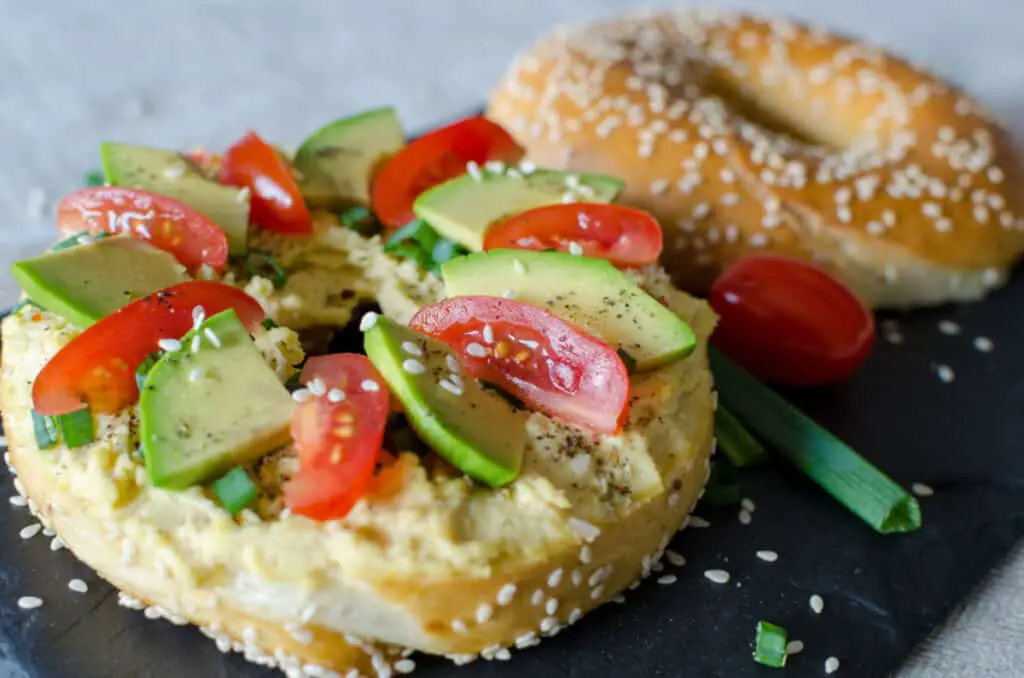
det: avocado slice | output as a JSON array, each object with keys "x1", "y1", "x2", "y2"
[
  {"x1": 10, "y1": 237, "x2": 189, "y2": 327},
  {"x1": 363, "y1": 315, "x2": 528, "y2": 487},
  {"x1": 101, "y1": 142, "x2": 250, "y2": 255},
  {"x1": 412, "y1": 168, "x2": 623, "y2": 251},
  {"x1": 442, "y1": 250, "x2": 696, "y2": 370},
  {"x1": 140, "y1": 309, "x2": 294, "y2": 490},
  {"x1": 294, "y1": 107, "x2": 405, "y2": 209}
]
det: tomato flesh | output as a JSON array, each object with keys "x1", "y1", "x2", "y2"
[
  {"x1": 32, "y1": 281, "x2": 264, "y2": 416},
  {"x1": 709, "y1": 255, "x2": 875, "y2": 387},
  {"x1": 410, "y1": 296, "x2": 629, "y2": 434},
  {"x1": 284, "y1": 354, "x2": 389, "y2": 521},
  {"x1": 485, "y1": 203, "x2": 664, "y2": 268},
  {"x1": 371, "y1": 116, "x2": 524, "y2": 230},
  {"x1": 221, "y1": 131, "x2": 312, "y2": 235},
  {"x1": 56, "y1": 187, "x2": 229, "y2": 273}
]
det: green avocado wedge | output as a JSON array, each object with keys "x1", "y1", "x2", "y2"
[
  {"x1": 140, "y1": 309, "x2": 293, "y2": 490},
  {"x1": 294, "y1": 107, "x2": 405, "y2": 208},
  {"x1": 10, "y1": 237, "x2": 189, "y2": 328},
  {"x1": 442, "y1": 250, "x2": 696, "y2": 370},
  {"x1": 363, "y1": 315, "x2": 528, "y2": 487}
]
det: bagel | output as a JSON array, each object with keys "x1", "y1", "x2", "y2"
[
  {"x1": 487, "y1": 9, "x2": 1024, "y2": 308},
  {"x1": 1, "y1": 216, "x2": 716, "y2": 677}
]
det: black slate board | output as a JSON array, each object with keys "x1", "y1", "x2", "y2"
[{"x1": 1, "y1": 146, "x2": 1022, "y2": 678}]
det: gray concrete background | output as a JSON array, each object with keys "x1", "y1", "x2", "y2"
[{"x1": 0, "y1": 1, "x2": 1021, "y2": 676}]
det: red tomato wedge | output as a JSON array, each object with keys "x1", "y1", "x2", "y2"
[
  {"x1": 485, "y1": 203, "x2": 664, "y2": 268},
  {"x1": 709, "y1": 255, "x2": 875, "y2": 387},
  {"x1": 371, "y1": 115, "x2": 524, "y2": 230},
  {"x1": 221, "y1": 131, "x2": 312, "y2": 235},
  {"x1": 32, "y1": 281, "x2": 264, "y2": 416},
  {"x1": 56, "y1": 187, "x2": 229, "y2": 273},
  {"x1": 410, "y1": 297, "x2": 630, "y2": 434},
  {"x1": 284, "y1": 354, "x2": 389, "y2": 521}
]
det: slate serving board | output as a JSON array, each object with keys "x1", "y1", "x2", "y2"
[{"x1": 0, "y1": 132, "x2": 1022, "y2": 678}]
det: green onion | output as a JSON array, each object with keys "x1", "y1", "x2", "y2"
[
  {"x1": 715, "y1": 404, "x2": 766, "y2": 467},
  {"x1": 385, "y1": 218, "x2": 440, "y2": 252},
  {"x1": 616, "y1": 349, "x2": 637, "y2": 374},
  {"x1": 56, "y1": 407, "x2": 95, "y2": 448},
  {"x1": 701, "y1": 460, "x2": 742, "y2": 507},
  {"x1": 212, "y1": 465, "x2": 259, "y2": 516},
  {"x1": 83, "y1": 170, "x2": 105, "y2": 187},
  {"x1": 51, "y1": 231, "x2": 110, "y2": 251},
  {"x1": 710, "y1": 349, "x2": 921, "y2": 534},
  {"x1": 136, "y1": 353, "x2": 160, "y2": 391},
  {"x1": 338, "y1": 205, "x2": 382, "y2": 237},
  {"x1": 245, "y1": 250, "x2": 288, "y2": 289},
  {"x1": 11, "y1": 299, "x2": 40, "y2": 315},
  {"x1": 261, "y1": 318, "x2": 280, "y2": 331},
  {"x1": 753, "y1": 620, "x2": 788, "y2": 668},
  {"x1": 31, "y1": 410, "x2": 59, "y2": 450},
  {"x1": 386, "y1": 239, "x2": 434, "y2": 270}
]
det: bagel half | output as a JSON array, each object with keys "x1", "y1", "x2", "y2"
[
  {"x1": 488, "y1": 9, "x2": 1024, "y2": 308},
  {"x1": 0, "y1": 220, "x2": 716, "y2": 677}
]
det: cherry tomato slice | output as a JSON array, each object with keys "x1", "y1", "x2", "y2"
[
  {"x1": 709, "y1": 255, "x2": 875, "y2": 387},
  {"x1": 32, "y1": 281, "x2": 264, "y2": 416},
  {"x1": 410, "y1": 296, "x2": 630, "y2": 434},
  {"x1": 221, "y1": 131, "x2": 312, "y2": 235},
  {"x1": 284, "y1": 354, "x2": 389, "y2": 521},
  {"x1": 484, "y1": 203, "x2": 664, "y2": 268},
  {"x1": 56, "y1": 187, "x2": 229, "y2": 273},
  {"x1": 371, "y1": 115, "x2": 524, "y2": 230}
]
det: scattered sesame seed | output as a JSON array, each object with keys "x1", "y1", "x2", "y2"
[
  {"x1": 545, "y1": 598, "x2": 559, "y2": 616},
  {"x1": 157, "y1": 338, "x2": 182, "y2": 352},
  {"x1": 291, "y1": 389, "x2": 312, "y2": 403},
  {"x1": 704, "y1": 569, "x2": 731, "y2": 584},
  {"x1": 466, "y1": 161, "x2": 483, "y2": 181},
  {"x1": 203, "y1": 328, "x2": 221, "y2": 348},
  {"x1": 540, "y1": 616, "x2": 559, "y2": 633},
  {"x1": 9, "y1": 495, "x2": 27, "y2": 507},
  {"x1": 688, "y1": 515, "x2": 711, "y2": 528},
  {"x1": 657, "y1": 575, "x2": 678, "y2": 585},
  {"x1": 531, "y1": 589, "x2": 545, "y2": 606},
  {"x1": 912, "y1": 482, "x2": 935, "y2": 497},
  {"x1": 612, "y1": 594, "x2": 626, "y2": 603},
  {"x1": 190, "y1": 334, "x2": 202, "y2": 353},
  {"x1": 666, "y1": 550, "x2": 686, "y2": 567},
  {"x1": 19, "y1": 524, "x2": 41, "y2": 540},
  {"x1": 810, "y1": 594, "x2": 825, "y2": 614},
  {"x1": 568, "y1": 608, "x2": 583, "y2": 625},
  {"x1": 825, "y1": 656, "x2": 841, "y2": 674},
  {"x1": 568, "y1": 517, "x2": 600, "y2": 543},
  {"x1": 18, "y1": 595, "x2": 44, "y2": 610},
  {"x1": 786, "y1": 640, "x2": 804, "y2": 655},
  {"x1": 973, "y1": 336, "x2": 994, "y2": 352},
  {"x1": 512, "y1": 258, "x2": 527, "y2": 275},
  {"x1": 518, "y1": 160, "x2": 536, "y2": 175},
  {"x1": 738, "y1": 509, "x2": 752, "y2": 525},
  {"x1": 191, "y1": 305, "x2": 206, "y2": 328},
  {"x1": 439, "y1": 379, "x2": 463, "y2": 396},
  {"x1": 571, "y1": 569, "x2": 583, "y2": 587},
  {"x1": 547, "y1": 568, "x2": 564, "y2": 588},
  {"x1": 401, "y1": 341, "x2": 424, "y2": 357},
  {"x1": 741, "y1": 498, "x2": 755, "y2": 512},
  {"x1": 466, "y1": 342, "x2": 488, "y2": 358},
  {"x1": 515, "y1": 632, "x2": 538, "y2": 648},
  {"x1": 188, "y1": 367, "x2": 205, "y2": 383},
  {"x1": 445, "y1": 355, "x2": 461, "y2": 373},
  {"x1": 68, "y1": 579, "x2": 88, "y2": 594},
  {"x1": 501, "y1": 289, "x2": 516, "y2": 299},
  {"x1": 756, "y1": 550, "x2": 779, "y2": 563},
  {"x1": 495, "y1": 649, "x2": 512, "y2": 662},
  {"x1": 567, "y1": 241, "x2": 584, "y2": 256},
  {"x1": 475, "y1": 603, "x2": 493, "y2": 624},
  {"x1": 485, "y1": 160, "x2": 506, "y2": 174},
  {"x1": 935, "y1": 364, "x2": 955, "y2": 383},
  {"x1": 589, "y1": 584, "x2": 605, "y2": 600},
  {"x1": 451, "y1": 620, "x2": 468, "y2": 634},
  {"x1": 668, "y1": 493, "x2": 680, "y2": 507},
  {"x1": 359, "y1": 312, "x2": 379, "y2": 332},
  {"x1": 579, "y1": 545, "x2": 593, "y2": 564},
  {"x1": 327, "y1": 388, "x2": 346, "y2": 403},
  {"x1": 496, "y1": 583, "x2": 517, "y2": 607},
  {"x1": 50, "y1": 537, "x2": 65, "y2": 551},
  {"x1": 360, "y1": 379, "x2": 380, "y2": 392},
  {"x1": 394, "y1": 659, "x2": 416, "y2": 674}
]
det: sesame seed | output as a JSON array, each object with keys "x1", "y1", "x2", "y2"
[
  {"x1": 756, "y1": 550, "x2": 779, "y2": 562},
  {"x1": 612, "y1": 594, "x2": 626, "y2": 603},
  {"x1": 401, "y1": 341, "x2": 423, "y2": 357},
  {"x1": 203, "y1": 328, "x2": 221, "y2": 348},
  {"x1": 361, "y1": 379, "x2": 380, "y2": 392},
  {"x1": 666, "y1": 550, "x2": 686, "y2": 567},
  {"x1": 466, "y1": 161, "x2": 483, "y2": 181},
  {"x1": 475, "y1": 603, "x2": 493, "y2": 624},
  {"x1": 359, "y1": 312, "x2": 379, "y2": 332},
  {"x1": 50, "y1": 537, "x2": 65, "y2": 551},
  {"x1": 786, "y1": 640, "x2": 804, "y2": 655},
  {"x1": 157, "y1": 338, "x2": 182, "y2": 352},
  {"x1": 688, "y1": 515, "x2": 711, "y2": 528},
  {"x1": 579, "y1": 545, "x2": 593, "y2": 564},
  {"x1": 568, "y1": 609, "x2": 583, "y2": 625},
  {"x1": 589, "y1": 584, "x2": 605, "y2": 600},
  {"x1": 307, "y1": 378, "x2": 327, "y2": 396},
  {"x1": 327, "y1": 388, "x2": 346, "y2": 403},
  {"x1": 501, "y1": 289, "x2": 516, "y2": 299},
  {"x1": 68, "y1": 579, "x2": 88, "y2": 593},
  {"x1": 657, "y1": 575, "x2": 678, "y2": 585},
  {"x1": 191, "y1": 305, "x2": 206, "y2": 328},
  {"x1": 291, "y1": 389, "x2": 312, "y2": 403},
  {"x1": 912, "y1": 482, "x2": 935, "y2": 497},
  {"x1": 485, "y1": 160, "x2": 506, "y2": 174},
  {"x1": 668, "y1": 493, "x2": 680, "y2": 507},
  {"x1": 704, "y1": 569, "x2": 731, "y2": 584},
  {"x1": 451, "y1": 620, "x2": 467, "y2": 634},
  {"x1": 548, "y1": 568, "x2": 564, "y2": 588},
  {"x1": 935, "y1": 365, "x2": 955, "y2": 383},
  {"x1": 973, "y1": 336, "x2": 994, "y2": 352},
  {"x1": 445, "y1": 355, "x2": 460, "y2": 373},
  {"x1": 190, "y1": 334, "x2": 202, "y2": 353},
  {"x1": 518, "y1": 160, "x2": 536, "y2": 175},
  {"x1": 466, "y1": 342, "x2": 487, "y2": 358},
  {"x1": 19, "y1": 524, "x2": 41, "y2": 540},
  {"x1": 9, "y1": 495, "x2": 27, "y2": 507},
  {"x1": 515, "y1": 632, "x2": 538, "y2": 648},
  {"x1": 545, "y1": 598, "x2": 559, "y2": 615},
  {"x1": 540, "y1": 616, "x2": 558, "y2": 633},
  {"x1": 825, "y1": 656, "x2": 841, "y2": 674},
  {"x1": 568, "y1": 517, "x2": 600, "y2": 543},
  {"x1": 571, "y1": 569, "x2": 582, "y2": 587},
  {"x1": 738, "y1": 509, "x2": 752, "y2": 525},
  {"x1": 17, "y1": 596, "x2": 43, "y2": 610},
  {"x1": 741, "y1": 498, "x2": 755, "y2": 512},
  {"x1": 567, "y1": 241, "x2": 584, "y2": 256},
  {"x1": 531, "y1": 589, "x2": 545, "y2": 606},
  {"x1": 439, "y1": 379, "x2": 463, "y2": 396},
  {"x1": 495, "y1": 649, "x2": 512, "y2": 661},
  {"x1": 938, "y1": 320, "x2": 961, "y2": 335},
  {"x1": 188, "y1": 367, "x2": 205, "y2": 383},
  {"x1": 394, "y1": 659, "x2": 416, "y2": 674},
  {"x1": 236, "y1": 187, "x2": 251, "y2": 203},
  {"x1": 496, "y1": 583, "x2": 517, "y2": 607},
  {"x1": 810, "y1": 594, "x2": 825, "y2": 614}
]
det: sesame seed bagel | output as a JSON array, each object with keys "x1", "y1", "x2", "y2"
[
  {"x1": 1, "y1": 218, "x2": 716, "y2": 677},
  {"x1": 488, "y1": 10, "x2": 1024, "y2": 308}
]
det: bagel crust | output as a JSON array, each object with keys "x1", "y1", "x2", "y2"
[
  {"x1": 488, "y1": 9, "x2": 1024, "y2": 308},
  {"x1": 0, "y1": 216, "x2": 716, "y2": 677}
]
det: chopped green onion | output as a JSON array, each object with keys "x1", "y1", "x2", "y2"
[
  {"x1": 245, "y1": 250, "x2": 288, "y2": 289},
  {"x1": 31, "y1": 410, "x2": 59, "y2": 450},
  {"x1": 11, "y1": 299, "x2": 40, "y2": 315},
  {"x1": 753, "y1": 620, "x2": 788, "y2": 668},
  {"x1": 51, "y1": 231, "x2": 110, "y2": 251},
  {"x1": 212, "y1": 465, "x2": 259, "y2": 516},
  {"x1": 715, "y1": 404, "x2": 766, "y2": 468},
  {"x1": 386, "y1": 239, "x2": 434, "y2": 270},
  {"x1": 136, "y1": 352, "x2": 160, "y2": 391},
  {"x1": 616, "y1": 349, "x2": 637, "y2": 374},
  {"x1": 710, "y1": 349, "x2": 921, "y2": 534},
  {"x1": 385, "y1": 219, "x2": 440, "y2": 253},
  {"x1": 701, "y1": 460, "x2": 742, "y2": 507},
  {"x1": 261, "y1": 318, "x2": 280, "y2": 331},
  {"x1": 56, "y1": 407, "x2": 95, "y2": 448},
  {"x1": 338, "y1": 205, "x2": 381, "y2": 237},
  {"x1": 82, "y1": 170, "x2": 105, "y2": 187}
]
